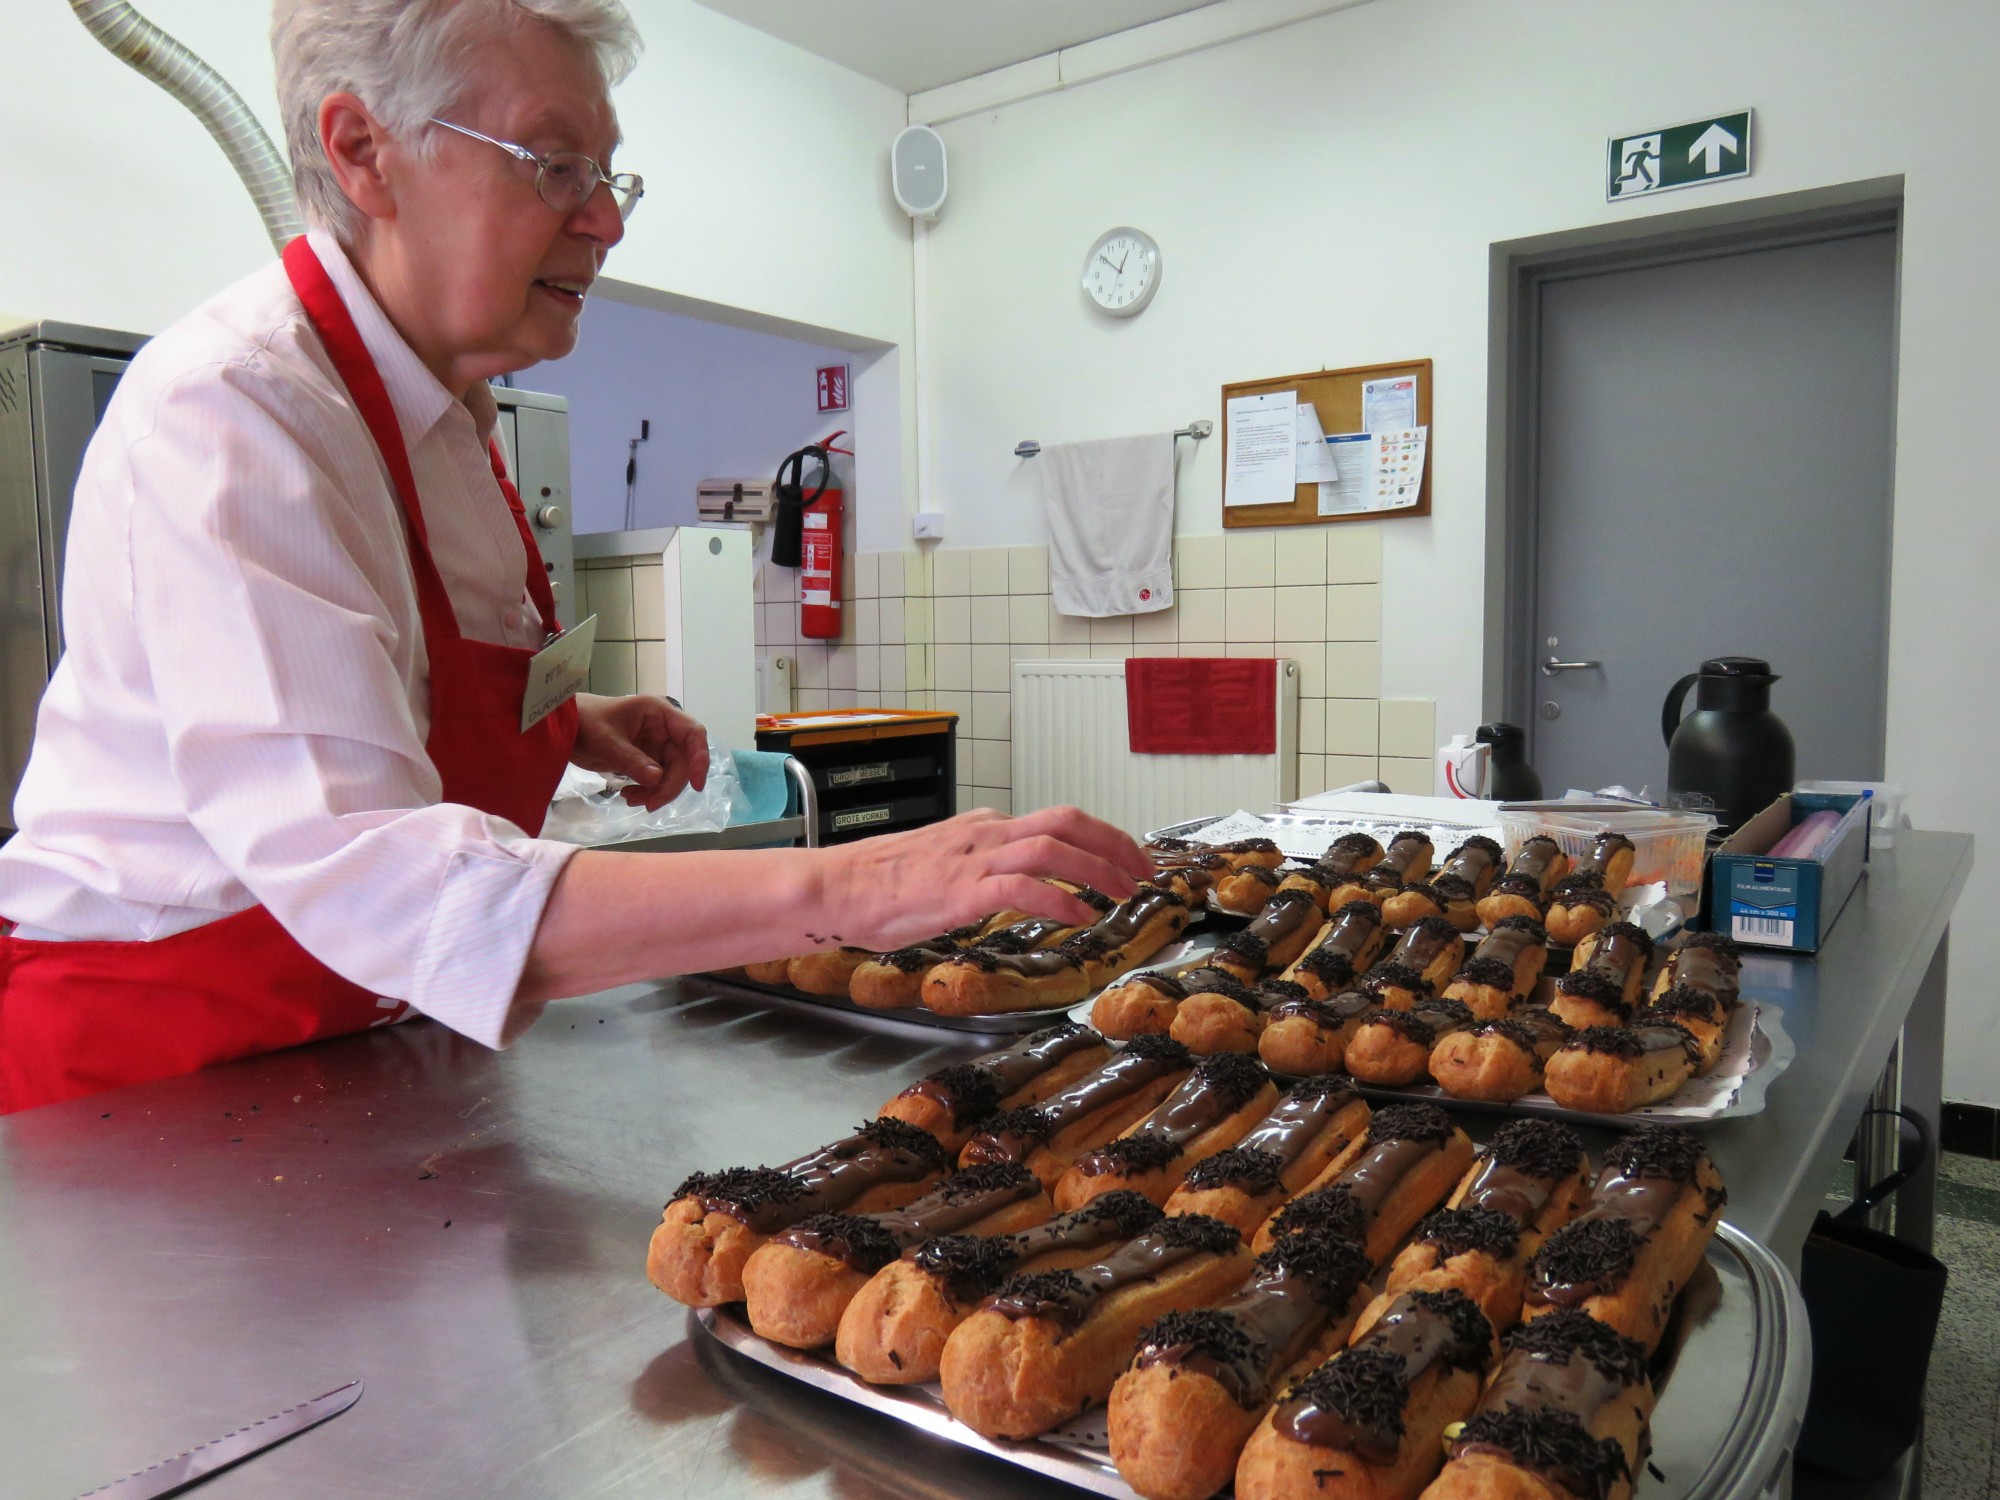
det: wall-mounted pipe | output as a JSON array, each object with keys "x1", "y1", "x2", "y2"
[{"x1": 69, "y1": 0, "x2": 303, "y2": 250}]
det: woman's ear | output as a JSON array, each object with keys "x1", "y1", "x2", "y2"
[{"x1": 319, "y1": 92, "x2": 397, "y2": 223}]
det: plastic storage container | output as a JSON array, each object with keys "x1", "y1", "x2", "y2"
[{"x1": 1498, "y1": 807, "x2": 1717, "y2": 899}]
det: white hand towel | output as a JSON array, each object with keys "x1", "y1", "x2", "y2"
[{"x1": 1040, "y1": 433, "x2": 1176, "y2": 617}]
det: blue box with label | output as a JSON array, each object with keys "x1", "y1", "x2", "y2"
[{"x1": 1705, "y1": 790, "x2": 1870, "y2": 952}]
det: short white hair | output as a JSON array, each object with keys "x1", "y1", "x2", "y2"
[{"x1": 272, "y1": 0, "x2": 641, "y2": 241}]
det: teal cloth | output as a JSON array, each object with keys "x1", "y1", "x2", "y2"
[{"x1": 729, "y1": 749, "x2": 793, "y2": 826}]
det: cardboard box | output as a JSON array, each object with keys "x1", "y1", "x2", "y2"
[{"x1": 1706, "y1": 790, "x2": 1870, "y2": 952}]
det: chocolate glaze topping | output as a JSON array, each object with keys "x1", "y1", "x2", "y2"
[
  {"x1": 1503, "y1": 1305, "x2": 1650, "y2": 1383},
  {"x1": 1133, "y1": 1233, "x2": 1373, "y2": 1405},
  {"x1": 1646, "y1": 986, "x2": 1722, "y2": 1027},
  {"x1": 960, "y1": 1035, "x2": 1192, "y2": 1164},
  {"x1": 1072, "y1": 1053, "x2": 1270, "y2": 1176},
  {"x1": 1661, "y1": 940, "x2": 1742, "y2": 1000},
  {"x1": 1556, "y1": 970, "x2": 1632, "y2": 1019},
  {"x1": 1509, "y1": 836, "x2": 1565, "y2": 886},
  {"x1": 1590, "y1": 920, "x2": 1656, "y2": 969},
  {"x1": 1268, "y1": 990, "x2": 1377, "y2": 1029},
  {"x1": 974, "y1": 916, "x2": 1080, "y2": 955},
  {"x1": 1454, "y1": 1408, "x2": 1631, "y2": 1500},
  {"x1": 1178, "y1": 967, "x2": 1258, "y2": 1002},
  {"x1": 1360, "y1": 961, "x2": 1434, "y2": 1001},
  {"x1": 1115, "y1": 971, "x2": 1188, "y2": 1002},
  {"x1": 911, "y1": 1190, "x2": 1161, "y2": 1302},
  {"x1": 1414, "y1": 1204, "x2": 1524, "y2": 1260},
  {"x1": 1553, "y1": 882, "x2": 1617, "y2": 916},
  {"x1": 1397, "y1": 882, "x2": 1449, "y2": 911},
  {"x1": 1256, "y1": 979, "x2": 1310, "y2": 1007},
  {"x1": 1495, "y1": 914, "x2": 1552, "y2": 941},
  {"x1": 1571, "y1": 1022, "x2": 1700, "y2": 1066},
  {"x1": 1297, "y1": 948, "x2": 1357, "y2": 988},
  {"x1": 880, "y1": 942, "x2": 957, "y2": 974},
  {"x1": 775, "y1": 1162, "x2": 1040, "y2": 1270},
  {"x1": 1182, "y1": 1145, "x2": 1285, "y2": 1194},
  {"x1": 901, "y1": 1023, "x2": 1103, "y2": 1124},
  {"x1": 1389, "y1": 915, "x2": 1462, "y2": 968},
  {"x1": 1456, "y1": 956, "x2": 1523, "y2": 992},
  {"x1": 675, "y1": 1118, "x2": 947, "y2": 1232},
  {"x1": 1274, "y1": 1289, "x2": 1491, "y2": 1458},
  {"x1": 1679, "y1": 930, "x2": 1742, "y2": 959},
  {"x1": 1492, "y1": 874, "x2": 1550, "y2": 903},
  {"x1": 1334, "y1": 898, "x2": 1386, "y2": 925},
  {"x1": 1437, "y1": 836, "x2": 1503, "y2": 890},
  {"x1": 1323, "y1": 832, "x2": 1386, "y2": 871},
  {"x1": 1526, "y1": 1218, "x2": 1644, "y2": 1308},
  {"x1": 985, "y1": 1213, "x2": 1240, "y2": 1327},
  {"x1": 1359, "y1": 997, "x2": 1474, "y2": 1047},
  {"x1": 1217, "y1": 930, "x2": 1271, "y2": 968},
  {"x1": 1604, "y1": 1125, "x2": 1706, "y2": 1184}
]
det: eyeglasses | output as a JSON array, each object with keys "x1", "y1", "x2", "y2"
[{"x1": 428, "y1": 116, "x2": 644, "y2": 221}]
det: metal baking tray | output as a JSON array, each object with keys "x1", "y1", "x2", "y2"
[
  {"x1": 689, "y1": 929, "x2": 1222, "y2": 1035},
  {"x1": 695, "y1": 1218, "x2": 1809, "y2": 1500}
]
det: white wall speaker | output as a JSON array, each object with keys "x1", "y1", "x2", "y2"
[{"x1": 891, "y1": 125, "x2": 948, "y2": 219}]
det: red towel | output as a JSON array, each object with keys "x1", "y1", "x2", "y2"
[{"x1": 1126, "y1": 657, "x2": 1277, "y2": 755}]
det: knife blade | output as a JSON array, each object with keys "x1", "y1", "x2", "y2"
[{"x1": 77, "y1": 1379, "x2": 363, "y2": 1500}]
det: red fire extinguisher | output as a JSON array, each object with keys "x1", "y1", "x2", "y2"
[{"x1": 774, "y1": 431, "x2": 851, "y2": 641}]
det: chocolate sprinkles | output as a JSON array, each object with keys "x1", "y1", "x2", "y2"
[
  {"x1": 1605, "y1": 1126, "x2": 1706, "y2": 1184},
  {"x1": 1414, "y1": 1204, "x2": 1523, "y2": 1260},
  {"x1": 1485, "y1": 1118, "x2": 1587, "y2": 1182},
  {"x1": 1456, "y1": 1407, "x2": 1631, "y2": 1500},
  {"x1": 1182, "y1": 1144, "x2": 1285, "y2": 1194}
]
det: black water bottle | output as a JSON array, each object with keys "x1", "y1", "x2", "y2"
[{"x1": 1477, "y1": 723, "x2": 1542, "y2": 800}]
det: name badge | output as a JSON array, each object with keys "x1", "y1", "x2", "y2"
[{"x1": 521, "y1": 613, "x2": 598, "y2": 732}]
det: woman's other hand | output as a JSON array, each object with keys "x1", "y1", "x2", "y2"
[{"x1": 570, "y1": 693, "x2": 710, "y2": 810}]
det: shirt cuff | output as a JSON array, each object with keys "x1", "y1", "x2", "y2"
[{"x1": 407, "y1": 833, "x2": 578, "y2": 1048}]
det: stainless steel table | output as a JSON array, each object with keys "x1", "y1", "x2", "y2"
[{"x1": 0, "y1": 832, "x2": 1969, "y2": 1499}]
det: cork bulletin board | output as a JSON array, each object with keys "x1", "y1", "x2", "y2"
[{"x1": 1220, "y1": 358, "x2": 1432, "y2": 529}]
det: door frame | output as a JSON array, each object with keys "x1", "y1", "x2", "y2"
[{"x1": 1484, "y1": 177, "x2": 1904, "y2": 747}]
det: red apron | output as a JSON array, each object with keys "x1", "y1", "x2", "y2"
[{"x1": 0, "y1": 237, "x2": 580, "y2": 1113}]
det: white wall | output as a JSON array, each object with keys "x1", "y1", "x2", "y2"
[
  {"x1": 0, "y1": 0, "x2": 913, "y2": 348},
  {"x1": 916, "y1": 0, "x2": 2000, "y2": 1101},
  {"x1": 521, "y1": 296, "x2": 858, "y2": 534}
]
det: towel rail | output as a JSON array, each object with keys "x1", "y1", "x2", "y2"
[{"x1": 1013, "y1": 419, "x2": 1211, "y2": 460}]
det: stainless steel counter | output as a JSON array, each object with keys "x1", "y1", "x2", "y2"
[{"x1": 0, "y1": 831, "x2": 1969, "y2": 1500}]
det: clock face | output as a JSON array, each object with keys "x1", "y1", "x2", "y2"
[{"x1": 1082, "y1": 227, "x2": 1161, "y2": 317}]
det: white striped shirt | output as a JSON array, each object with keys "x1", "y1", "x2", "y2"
[{"x1": 0, "y1": 230, "x2": 576, "y2": 1048}]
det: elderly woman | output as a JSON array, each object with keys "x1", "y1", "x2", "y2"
[{"x1": 0, "y1": 0, "x2": 1144, "y2": 1113}]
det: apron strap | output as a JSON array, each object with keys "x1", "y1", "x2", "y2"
[{"x1": 283, "y1": 236, "x2": 464, "y2": 646}]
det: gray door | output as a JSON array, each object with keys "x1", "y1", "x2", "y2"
[{"x1": 1526, "y1": 228, "x2": 1896, "y2": 798}]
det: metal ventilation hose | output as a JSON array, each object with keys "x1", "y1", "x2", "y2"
[{"x1": 69, "y1": 0, "x2": 304, "y2": 249}]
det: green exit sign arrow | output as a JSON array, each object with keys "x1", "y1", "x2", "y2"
[{"x1": 1608, "y1": 110, "x2": 1753, "y2": 201}]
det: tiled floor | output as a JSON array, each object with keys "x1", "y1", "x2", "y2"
[
  {"x1": 1926, "y1": 1153, "x2": 2000, "y2": 1499},
  {"x1": 1819, "y1": 1151, "x2": 2000, "y2": 1497}
]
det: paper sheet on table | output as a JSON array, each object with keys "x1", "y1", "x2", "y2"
[
  {"x1": 1225, "y1": 390, "x2": 1297, "y2": 507},
  {"x1": 1293, "y1": 401, "x2": 1340, "y2": 483},
  {"x1": 1316, "y1": 426, "x2": 1428, "y2": 515},
  {"x1": 1362, "y1": 375, "x2": 1418, "y2": 432}
]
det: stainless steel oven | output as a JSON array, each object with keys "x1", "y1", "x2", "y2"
[{"x1": 0, "y1": 318, "x2": 575, "y2": 831}]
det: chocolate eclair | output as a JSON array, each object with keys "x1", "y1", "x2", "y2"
[
  {"x1": 1430, "y1": 1007, "x2": 1574, "y2": 1102},
  {"x1": 1280, "y1": 899, "x2": 1386, "y2": 999},
  {"x1": 1258, "y1": 987, "x2": 1380, "y2": 1077},
  {"x1": 1544, "y1": 1021, "x2": 1703, "y2": 1114},
  {"x1": 1057, "y1": 1051, "x2": 1278, "y2": 1208},
  {"x1": 741, "y1": 1161, "x2": 1050, "y2": 1347},
  {"x1": 1359, "y1": 915, "x2": 1466, "y2": 1009},
  {"x1": 1255, "y1": 1101, "x2": 1474, "y2": 1265},
  {"x1": 649, "y1": 1118, "x2": 949, "y2": 1307},
  {"x1": 941, "y1": 1213, "x2": 1253, "y2": 1439},
  {"x1": 1110, "y1": 1229, "x2": 1375, "y2": 1500},
  {"x1": 959, "y1": 1033, "x2": 1195, "y2": 1186},
  {"x1": 1478, "y1": 835, "x2": 1571, "y2": 927},
  {"x1": 1165, "y1": 1073, "x2": 1372, "y2": 1235},
  {"x1": 834, "y1": 1189, "x2": 1162, "y2": 1385},
  {"x1": 1207, "y1": 888, "x2": 1328, "y2": 983},
  {"x1": 1343, "y1": 997, "x2": 1476, "y2": 1086},
  {"x1": 1235, "y1": 1288, "x2": 1494, "y2": 1500},
  {"x1": 1434, "y1": 1309, "x2": 1654, "y2": 1500},
  {"x1": 1442, "y1": 914, "x2": 1551, "y2": 1018},
  {"x1": 880, "y1": 1022, "x2": 1111, "y2": 1150},
  {"x1": 1523, "y1": 1126, "x2": 1726, "y2": 1349}
]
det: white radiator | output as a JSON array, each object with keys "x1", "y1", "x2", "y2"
[{"x1": 1011, "y1": 659, "x2": 1299, "y2": 836}]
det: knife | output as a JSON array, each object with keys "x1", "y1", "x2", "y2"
[{"x1": 77, "y1": 1379, "x2": 363, "y2": 1499}]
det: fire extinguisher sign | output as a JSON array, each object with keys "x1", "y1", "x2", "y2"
[{"x1": 816, "y1": 364, "x2": 850, "y2": 413}]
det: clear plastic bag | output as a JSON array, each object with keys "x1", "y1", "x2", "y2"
[{"x1": 541, "y1": 739, "x2": 739, "y2": 846}]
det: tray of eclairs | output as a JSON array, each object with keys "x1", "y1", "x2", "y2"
[
  {"x1": 1091, "y1": 828, "x2": 1793, "y2": 1125},
  {"x1": 652, "y1": 1029, "x2": 1809, "y2": 1500},
  {"x1": 686, "y1": 844, "x2": 1297, "y2": 1032}
]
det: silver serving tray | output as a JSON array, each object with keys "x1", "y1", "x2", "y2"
[
  {"x1": 694, "y1": 1219, "x2": 1809, "y2": 1500},
  {"x1": 690, "y1": 929, "x2": 1222, "y2": 1035}
]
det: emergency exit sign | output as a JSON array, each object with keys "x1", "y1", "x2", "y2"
[{"x1": 1608, "y1": 110, "x2": 1752, "y2": 201}]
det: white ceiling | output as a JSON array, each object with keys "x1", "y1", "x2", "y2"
[{"x1": 690, "y1": 0, "x2": 1225, "y2": 94}]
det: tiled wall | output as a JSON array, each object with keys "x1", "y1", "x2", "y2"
[
  {"x1": 746, "y1": 525, "x2": 1440, "y2": 817},
  {"x1": 576, "y1": 554, "x2": 668, "y2": 697}
]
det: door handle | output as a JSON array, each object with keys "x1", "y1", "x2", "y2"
[{"x1": 1541, "y1": 656, "x2": 1601, "y2": 676}]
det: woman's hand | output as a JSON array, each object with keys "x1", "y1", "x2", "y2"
[
  {"x1": 570, "y1": 693, "x2": 710, "y2": 810},
  {"x1": 822, "y1": 806, "x2": 1154, "y2": 952}
]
